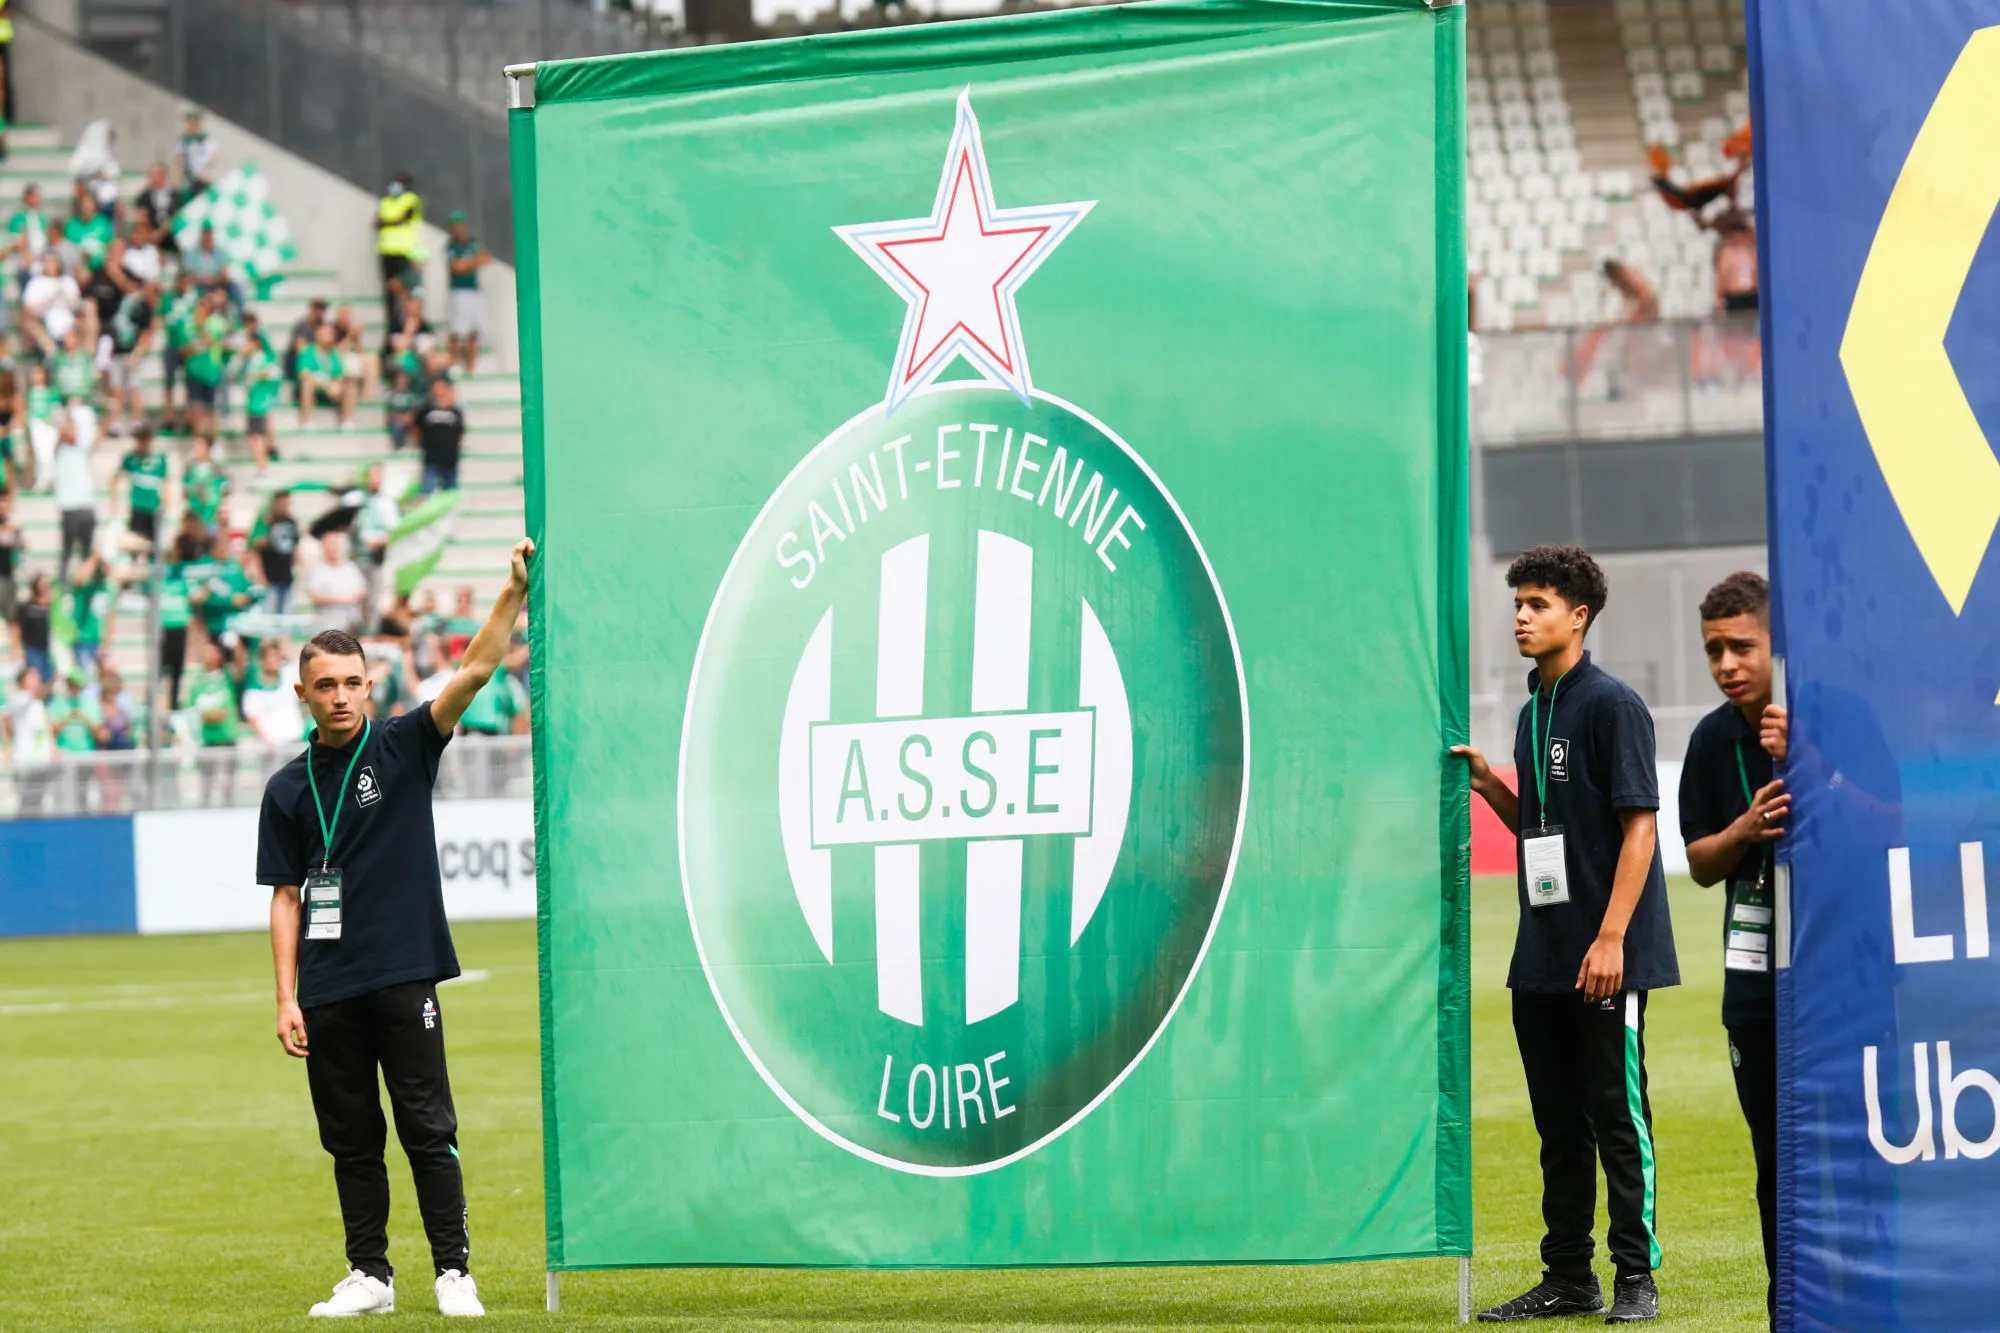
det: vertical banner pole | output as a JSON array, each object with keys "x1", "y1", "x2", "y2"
[
  {"x1": 546, "y1": 1271, "x2": 559, "y2": 1313},
  {"x1": 1459, "y1": 1256, "x2": 1472, "y2": 1323}
]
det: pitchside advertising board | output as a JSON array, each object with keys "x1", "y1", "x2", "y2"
[
  {"x1": 1753, "y1": 1, "x2": 2000, "y2": 1328},
  {"x1": 514, "y1": 0, "x2": 1469, "y2": 1268}
]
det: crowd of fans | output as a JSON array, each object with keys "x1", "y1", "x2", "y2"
[{"x1": 0, "y1": 111, "x2": 515, "y2": 792}]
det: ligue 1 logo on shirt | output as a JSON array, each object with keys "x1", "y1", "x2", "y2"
[{"x1": 678, "y1": 89, "x2": 1249, "y2": 1174}]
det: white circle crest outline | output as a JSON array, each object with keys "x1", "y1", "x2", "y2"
[{"x1": 675, "y1": 380, "x2": 1252, "y2": 1178}]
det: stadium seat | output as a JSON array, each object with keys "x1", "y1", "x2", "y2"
[
  {"x1": 1499, "y1": 100, "x2": 1534, "y2": 129},
  {"x1": 1471, "y1": 223, "x2": 1504, "y2": 256},
  {"x1": 1540, "y1": 123, "x2": 1576, "y2": 153},
  {"x1": 1548, "y1": 219, "x2": 1584, "y2": 253},
  {"x1": 1632, "y1": 71, "x2": 1666, "y2": 98},
  {"x1": 1572, "y1": 194, "x2": 1608, "y2": 226},
  {"x1": 1507, "y1": 221, "x2": 1544, "y2": 252},
  {"x1": 1723, "y1": 89, "x2": 1750, "y2": 119},
  {"x1": 1504, "y1": 125, "x2": 1539, "y2": 154},
  {"x1": 1628, "y1": 46, "x2": 1660, "y2": 73},
  {"x1": 1483, "y1": 174, "x2": 1520, "y2": 204},
  {"x1": 1486, "y1": 248, "x2": 1524, "y2": 279},
  {"x1": 1544, "y1": 147, "x2": 1582, "y2": 175},
  {"x1": 1467, "y1": 101, "x2": 1496, "y2": 129},
  {"x1": 1526, "y1": 49, "x2": 1559, "y2": 77},
  {"x1": 1597, "y1": 168, "x2": 1637, "y2": 198},
  {"x1": 1623, "y1": 19, "x2": 1655, "y2": 45},
  {"x1": 1494, "y1": 75, "x2": 1527, "y2": 100},
  {"x1": 1471, "y1": 126, "x2": 1502, "y2": 154},
  {"x1": 1489, "y1": 50, "x2": 1523, "y2": 78},
  {"x1": 1473, "y1": 149, "x2": 1508, "y2": 178},
  {"x1": 1531, "y1": 197, "x2": 1567, "y2": 226},
  {"x1": 1466, "y1": 52, "x2": 1486, "y2": 79},
  {"x1": 1656, "y1": 17, "x2": 1691, "y2": 44},
  {"x1": 1518, "y1": 170, "x2": 1555, "y2": 200},
  {"x1": 1653, "y1": 0, "x2": 1689, "y2": 16},
  {"x1": 1694, "y1": 16, "x2": 1726, "y2": 43},
  {"x1": 1530, "y1": 74, "x2": 1564, "y2": 102},
  {"x1": 1637, "y1": 92, "x2": 1671, "y2": 121},
  {"x1": 1502, "y1": 274, "x2": 1539, "y2": 307},
  {"x1": 1700, "y1": 42, "x2": 1734, "y2": 73},
  {"x1": 1643, "y1": 117, "x2": 1681, "y2": 147},
  {"x1": 1496, "y1": 198, "x2": 1530, "y2": 227},
  {"x1": 1669, "y1": 70, "x2": 1705, "y2": 99},
  {"x1": 1665, "y1": 45, "x2": 1697, "y2": 73}
]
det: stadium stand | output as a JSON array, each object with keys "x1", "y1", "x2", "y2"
[
  {"x1": 0, "y1": 110, "x2": 528, "y2": 811},
  {"x1": 1467, "y1": 0, "x2": 1751, "y2": 331}
]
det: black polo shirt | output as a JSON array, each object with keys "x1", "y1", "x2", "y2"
[
  {"x1": 1508, "y1": 652, "x2": 1679, "y2": 993},
  {"x1": 1679, "y1": 700, "x2": 1775, "y2": 1028},
  {"x1": 257, "y1": 702, "x2": 460, "y2": 1008}
]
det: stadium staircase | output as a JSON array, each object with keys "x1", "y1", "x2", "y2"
[{"x1": 1, "y1": 123, "x2": 527, "y2": 685}]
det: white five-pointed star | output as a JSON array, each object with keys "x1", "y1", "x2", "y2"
[{"x1": 836, "y1": 89, "x2": 1094, "y2": 414}]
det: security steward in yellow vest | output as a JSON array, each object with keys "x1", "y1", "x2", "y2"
[{"x1": 376, "y1": 173, "x2": 422, "y2": 303}]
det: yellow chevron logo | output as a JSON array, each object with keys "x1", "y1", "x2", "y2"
[{"x1": 1841, "y1": 25, "x2": 2000, "y2": 616}]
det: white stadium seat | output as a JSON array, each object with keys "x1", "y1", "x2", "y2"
[
  {"x1": 1632, "y1": 71, "x2": 1666, "y2": 98},
  {"x1": 1483, "y1": 174, "x2": 1519, "y2": 203},
  {"x1": 1694, "y1": 16, "x2": 1726, "y2": 43},
  {"x1": 1529, "y1": 247, "x2": 1562, "y2": 278},
  {"x1": 1494, "y1": 75, "x2": 1527, "y2": 100},
  {"x1": 1470, "y1": 126, "x2": 1502, "y2": 154},
  {"x1": 1489, "y1": 50, "x2": 1523, "y2": 78},
  {"x1": 1724, "y1": 89, "x2": 1750, "y2": 119},
  {"x1": 1530, "y1": 74, "x2": 1565, "y2": 102},
  {"x1": 1496, "y1": 198, "x2": 1529, "y2": 227},
  {"x1": 1540, "y1": 123, "x2": 1576, "y2": 153},
  {"x1": 1503, "y1": 274, "x2": 1539, "y2": 307},
  {"x1": 1644, "y1": 117, "x2": 1681, "y2": 147},
  {"x1": 1473, "y1": 149, "x2": 1508, "y2": 178},
  {"x1": 1597, "y1": 168, "x2": 1637, "y2": 198},
  {"x1": 1665, "y1": 45, "x2": 1697, "y2": 73},
  {"x1": 1504, "y1": 125, "x2": 1539, "y2": 154},
  {"x1": 1526, "y1": 49, "x2": 1559, "y2": 77},
  {"x1": 1507, "y1": 221, "x2": 1544, "y2": 251},
  {"x1": 1486, "y1": 248, "x2": 1524, "y2": 279},
  {"x1": 1700, "y1": 42, "x2": 1735, "y2": 73},
  {"x1": 1628, "y1": 45, "x2": 1660, "y2": 73},
  {"x1": 1548, "y1": 219, "x2": 1584, "y2": 253},
  {"x1": 1622, "y1": 19, "x2": 1656, "y2": 45},
  {"x1": 1499, "y1": 101, "x2": 1535, "y2": 128},
  {"x1": 1467, "y1": 101, "x2": 1495, "y2": 129},
  {"x1": 1557, "y1": 170, "x2": 1593, "y2": 200},
  {"x1": 1531, "y1": 197, "x2": 1568, "y2": 226},
  {"x1": 1656, "y1": 17, "x2": 1691, "y2": 44},
  {"x1": 1637, "y1": 92, "x2": 1672, "y2": 121},
  {"x1": 1518, "y1": 170, "x2": 1555, "y2": 200},
  {"x1": 1571, "y1": 195, "x2": 1608, "y2": 226},
  {"x1": 1465, "y1": 52, "x2": 1486, "y2": 79},
  {"x1": 1670, "y1": 70, "x2": 1705, "y2": 99}
]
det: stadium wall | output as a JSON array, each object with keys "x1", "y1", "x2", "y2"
[
  {"x1": 0, "y1": 798, "x2": 534, "y2": 938},
  {"x1": 10, "y1": 12, "x2": 521, "y2": 373}
]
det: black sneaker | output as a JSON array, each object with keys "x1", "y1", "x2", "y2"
[
  {"x1": 1604, "y1": 1273, "x2": 1659, "y2": 1323},
  {"x1": 1477, "y1": 1272, "x2": 1605, "y2": 1322}
]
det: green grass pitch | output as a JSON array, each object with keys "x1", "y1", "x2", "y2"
[{"x1": 0, "y1": 878, "x2": 1767, "y2": 1329}]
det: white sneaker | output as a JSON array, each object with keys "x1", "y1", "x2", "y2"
[
  {"x1": 308, "y1": 1268, "x2": 394, "y2": 1317},
  {"x1": 435, "y1": 1269, "x2": 484, "y2": 1317}
]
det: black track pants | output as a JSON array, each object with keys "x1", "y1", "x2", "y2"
[
  {"x1": 1512, "y1": 989, "x2": 1662, "y2": 1281},
  {"x1": 1729, "y1": 1022, "x2": 1778, "y2": 1326},
  {"x1": 302, "y1": 980, "x2": 469, "y2": 1281}
]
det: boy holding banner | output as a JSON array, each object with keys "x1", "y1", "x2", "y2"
[
  {"x1": 1454, "y1": 544, "x2": 1674, "y2": 1324},
  {"x1": 1678, "y1": 571, "x2": 1785, "y2": 1327}
]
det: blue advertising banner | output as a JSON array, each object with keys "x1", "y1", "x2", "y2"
[{"x1": 1751, "y1": 3, "x2": 2000, "y2": 1329}]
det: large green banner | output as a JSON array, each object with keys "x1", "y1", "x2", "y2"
[{"x1": 516, "y1": 0, "x2": 1468, "y2": 1270}]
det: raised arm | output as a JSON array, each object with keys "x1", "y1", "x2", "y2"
[{"x1": 431, "y1": 539, "x2": 535, "y2": 737}]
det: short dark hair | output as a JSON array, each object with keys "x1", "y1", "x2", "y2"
[
  {"x1": 1507, "y1": 543, "x2": 1609, "y2": 631},
  {"x1": 300, "y1": 629, "x2": 365, "y2": 677},
  {"x1": 1699, "y1": 570, "x2": 1769, "y2": 623}
]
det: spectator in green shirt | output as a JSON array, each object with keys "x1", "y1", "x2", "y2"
[
  {"x1": 6, "y1": 183, "x2": 48, "y2": 282},
  {"x1": 47, "y1": 668, "x2": 105, "y2": 753},
  {"x1": 189, "y1": 530, "x2": 252, "y2": 642},
  {"x1": 183, "y1": 637, "x2": 240, "y2": 805},
  {"x1": 445, "y1": 212, "x2": 492, "y2": 374},
  {"x1": 51, "y1": 324, "x2": 94, "y2": 406},
  {"x1": 161, "y1": 269, "x2": 198, "y2": 433},
  {"x1": 238, "y1": 311, "x2": 283, "y2": 486},
  {"x1": 116, "y1": 424, "x2": 166, "y2": 551},
  {"x1": 457, "y1": 658, "x2": 528, "y2": 736},
  {"x1": 61, "y1": 193, "x2": 113, "y2": 273},
  {"x1": 182, "y1": 287, "x2": 233, "y2": 442},
  {"x1": 68, "y1": 551, "x2": 110, "y2": 675},
  {"x1": 159, "y1": 512, "x2": 207, "y2": 709},
  {"x1": 183, "y1": 434, "x2": 226, "y2": 534},
  {"x1": 295, "y1": 320, "x2": 352, "y2": 429}
]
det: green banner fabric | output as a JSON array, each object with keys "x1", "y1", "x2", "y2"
[{"x1": 516, "y1": 0, "x2": 1469, "y2": 1270}]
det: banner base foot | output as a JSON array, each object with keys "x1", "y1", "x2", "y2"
[
  {"x1": 546, "y1": 1271, "x2": 560, "y2": 1314},
  {"x1": 1459, "y1": 1256, "x2": 1472, "y2": 1323}
]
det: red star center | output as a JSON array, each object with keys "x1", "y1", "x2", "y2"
[{"x1": 878, "y1": 150, "x2": 1050, "y2": 385}]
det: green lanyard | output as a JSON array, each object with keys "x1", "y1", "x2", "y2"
[
  {"x1": 306, "y1": 718, "x2": 371, "y2": 872},
  {"x1": 1528, "y1": 671, "x2": 1566, "y2": 831},
  {"x1": 1734, "y1": 739, "x2": 1772, "y2": 884}
]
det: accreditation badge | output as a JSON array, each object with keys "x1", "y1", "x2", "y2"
[
  {"x1": 1725, "y1": 867, "x2": 1773, "y2": 973},
  {"x1": 1523, "y1": 825, "x2": 1570, "y2": 907},
  {"x1": 304, "y1": 868, "x2": 344, "y2": 942}
]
